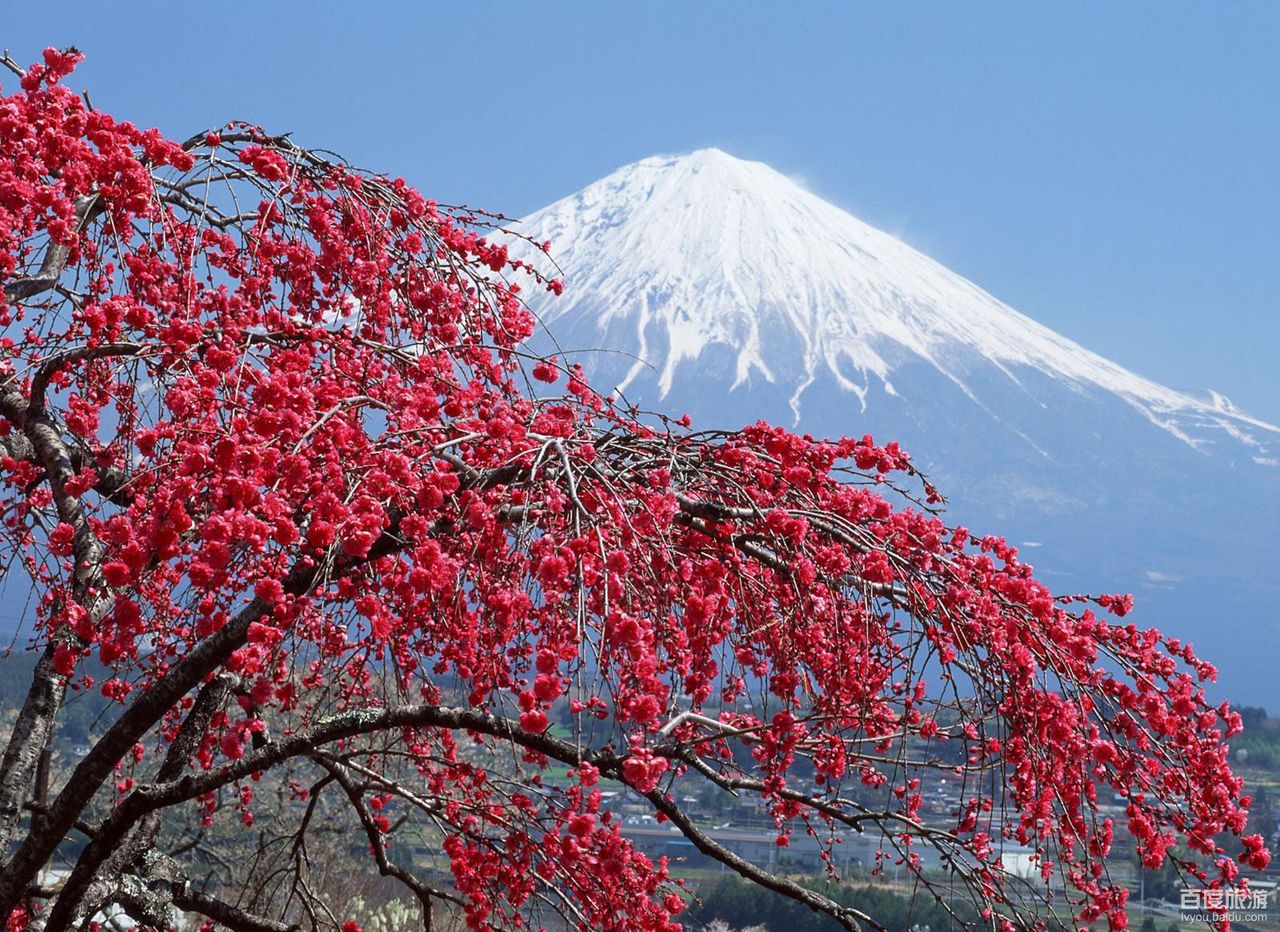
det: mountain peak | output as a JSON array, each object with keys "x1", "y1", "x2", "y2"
[
  {"x1": 505, "y1": 152, "x2": 1280, "y2": 455},
  {"x1": 641, "y1": 146, "x2": 765, "y2": 170}
]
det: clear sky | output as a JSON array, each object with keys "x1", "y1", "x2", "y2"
[{"x1": 5, "y1": 3, "x2": 1278, "y2": 419}]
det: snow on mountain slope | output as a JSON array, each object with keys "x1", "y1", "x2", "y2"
[
  {"x1": 497, "y1": 149, "x2": 1280, "y2": 704},
  {"x1": 507, "y1": 148, "x2": 1279, "y2": 460}
]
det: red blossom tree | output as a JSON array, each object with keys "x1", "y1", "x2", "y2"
[{"x1": 0, "y1": 49, "x2": 1268, "y2": 932}]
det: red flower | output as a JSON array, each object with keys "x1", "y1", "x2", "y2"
[
  {"x1": 532, "y1": 357, "x2": 560, "y2": 383},
  {"x1": 518, "y1": 710, "x2": 549, "y2": 734},
  {"x1": 254, "y1": 578, "x2": 285, "y2": 606},
  {"x1": 49, "y1": 523, "x2": 76, "y2": 557}
]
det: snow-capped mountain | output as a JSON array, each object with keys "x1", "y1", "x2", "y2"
[
  {"x1": 501, "y1": 149, "x2": 1280, "y2": 703},
  {"x1": 515, "y1": 149, "x2": 1277, "y2": 459}
]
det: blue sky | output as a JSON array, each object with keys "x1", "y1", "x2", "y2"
[{"x1": 6, "y1": 3, "x2": 1278, "y2": 419}]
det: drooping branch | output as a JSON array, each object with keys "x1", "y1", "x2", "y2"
[
  {"x1": 2, "y1": 195, "x2": 99, "y2": 304},
  {"x1": 640, "y1": 787, "x2": 876, "y2": 932},
  {"x1": 70, "y1": 673, "x2": 241, "y2": 928},
  {"x1": 0, "y1": 573, "x2": 335, "y2": 911},
  {"x1": 114, "y1": 868, "x2": 299, "y2": 932},
  {"x1": 27, "y1": 343, "x2": 147, "y2": 418},
  {"x1": 0, "y1": 418, "x2": 909, "y2": 917},
  {"x1": 40, "y1": 701, "x2": 885, "y2": 932},
  {"x1": 313, "y1": 755, "x2": 446, "y2": 931},
  {"x1": 0, "y1": 378, "x2": 114, "y2": 853},
  {"x1": 36, "y1": 702, "x2": 589, "y2": 932},
  {"x1": 169, "y1": 886, "x2": 300, "y2": 932}
]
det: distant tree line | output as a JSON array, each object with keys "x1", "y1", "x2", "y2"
[{"x1": 682, "y1": 875, "x2": 983, "y2": 932}]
